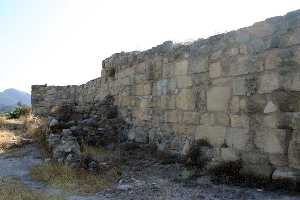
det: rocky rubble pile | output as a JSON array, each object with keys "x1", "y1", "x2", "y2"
[{"x1": 44, "y1": 95, "x2": 128, "y2": 170}]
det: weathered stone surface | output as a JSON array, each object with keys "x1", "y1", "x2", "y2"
[
  {"x1": 240, "y1": 164, "x2": 273, "y2": 178},
  {"x1": 225, "y1": 128, "x2": 250, "y2": 150},
  {"x1": 264, "y1": 101, "x2": 278, "y2": 113},
  {"x1": 176, "y1": 75, "x2": 193, "y2": 88},
  {"x1": 230, "y1": 115, "x2": 249, "y2": 128},
  {"x1": 195, "y1": 126, "x2": 226, "y2": 147},
  {"x1": 176, "y1": 89, "x2": 194, "y2": 110},
  {"x1": 255, "y1": 128, "x2": 288, "y2": 154},
  {"x1": 207, "y1": 87, "x2": 231, "y2": 111},
  {"x1": 175, "y1": 60, "x2": 189, "y2": 76},
  {"x1": 209, "y1": 62, "x2": 222, "y2": 78},
  {"x1": 272, "y1": 167, "x2": 300, "y2": 182},
  {"x1": 31, "y1": 10, "x2": 300, "y2": 182},
  {"x1": 220, "y1": 148, "x2": 239, "y2": 162},
  {"x1": 288, "y1": 133, "x2": 300, "y2": 169},
  {"x1": 258, "y1": 72, "x2": 279, "y2": 94},
  {"x1": 182, "y1": 112, "x2": 200, "y2": 125}
]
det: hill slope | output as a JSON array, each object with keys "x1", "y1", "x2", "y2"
[{"x1": 0, "y1": 89, "x2": 31, "y2": 112}]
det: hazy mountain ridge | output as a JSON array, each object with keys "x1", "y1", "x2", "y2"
[{"x1": 0, "y1": 89, "x2": 31, "y2": 112}]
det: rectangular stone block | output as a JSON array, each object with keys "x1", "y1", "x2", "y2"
[
  {"x1": 195, "y1": 126, "x2": 226, "y2": 147},
  {"x1": 175, "y1": 59, "x2": 189, "y2": 76},
  {"x1": 209, "y1": 62, "x2": 222, "y2": 78},
  {"x1": 225, "y1": 128, "x2": 250, "y2": 150},
  {"x1": 230, "y1": 114, "x2": 249, "y2": 128},
  {"x1": 189, "y1": 56, "x2": 208, "y2": 73},
  {"x1": 176, "y1": 75, "x2": 193, "y2": 88},
  {"x1": 207, "y1": 86, "x2": 231, "y2": 111},
  {"x1": 165, "y1": 110, "x2": 182, "y2": 123},
  {"x1": 183, "y1": 112, "x2": 200, "y2": 125},
  {"x1": 258, "y1": 72, "x2": 279, "y2": 94},
  {"x1": 255, "y1": 128, "x2": 288, "y2": 154},
  {"x1": 200, "y1": 113, "x2": 215, "y2": 126},
  {"x1": 176, "y1": 89, "x2": 194, "y2": 110},
  {"x1": 233, "y1": 78, "x2": 246, "y2": 96},
  {"x1": 160, "y1": 95, "x2": 176, "y2": 110}
]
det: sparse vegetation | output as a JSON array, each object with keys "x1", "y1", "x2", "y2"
[
  {"x1": 0, "y1": 177, "x2": 64, "y2": 200},
  {"x1": 7, "y1": 106, "x2": 31, "y2": 119},
  {"x1": 30, "y1": 162, "x2": 120, "y2": 194}
]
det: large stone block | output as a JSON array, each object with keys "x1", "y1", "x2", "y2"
[
  {"x1": 215, "y1": 113, "x2": 230, "y2": 126},
  {"x1": 207, "y1": 86, "x2": 231, "y2": 111},
  {"x1": 230, "y1": 114, "x2": 249, "y2": 128},
  {"x1": 258, "y1": 72, "x2": 279, "y2": 94},
  {"x1": 225, "y1": 128, "x2": 250, "y2": 150},
  {"x1": 288, "y1": 133, "x2": 300, "y2": 169},
  {"x1": 182, "y1": 112, "x2": 200, "y2": 125},
  {"x1": 272, "y1": 167, "x2": 300, "y2": 182},
  {"x1": 255, "y1": 128, "x2": 288, "y2": 154},
  {"x1": 176, "y1": 75, "x2": 193, "y2": 88},
  {"x1": 160, "y1": 95, "x2": 176, "y2": 110},
  {"x1": 195, "y1": 126, "x2": 226, "y2": 147},
  {"x1": 189, "y1": 56, "x2": 208, "y2": 73},
  {"x1": 230, "y1": 96, "x2": 240, "y2": 113},
  {"x1": 200, "y1": 113, "x2": 215, "y2": 125},
  {"x1": 220, "y1": 147, "x2": 239, "y2": 162},
  {"x1": 176, "y1": 89, "x2": 194, "y2": 110},
  {"x1": 209, "y1": 62, "x2": 222, "y2": 78},
  {"x1": 175, "y1": 59, "x2": 189, "y2": 76},
  {"x1": 282, "y1": 72, "x2": 300, "y2": 91},
  {"x1": 264, "y1": 49, "x2": 282, "y2": 70},
  {"x1": 165, "y1": 110, "x2": 182, "y2": 123}
]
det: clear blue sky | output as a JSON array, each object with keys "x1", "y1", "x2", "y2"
[{"x1": 1, "y1": 0, "x2": 300, "y2": 93}]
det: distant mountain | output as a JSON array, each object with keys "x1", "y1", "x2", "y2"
[{"x1": 0, "y1": 89, "x2": 31, "y2": 112}]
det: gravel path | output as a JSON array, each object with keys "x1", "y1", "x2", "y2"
[{"x1": 0, "y1": 145, "x2": 300, "y2": 200}]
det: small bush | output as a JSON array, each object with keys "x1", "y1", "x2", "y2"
[{"x1": 7, "y1": 106, "x2": 31, "y2": 119}]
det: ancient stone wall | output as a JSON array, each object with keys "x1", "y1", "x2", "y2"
[{"x1": 32, "y1": 10, "x2": 300, "y2": 180}]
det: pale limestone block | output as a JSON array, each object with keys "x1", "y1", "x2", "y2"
[
  {"x1": 175, "y1": 59, "x2": 189, "y2": 76},
  {"x1": 195, "y1": 126, "x2": 226, "y2": 147},
  {"x1": 176, "y1": 89, "x2": 194, "y2": 110},
  {"x1": 255, "y1": 128, "x2": 288, "y2": 154},
  {"x1": 209, "y1": 62, "x2": 222, "y2": 78},
  {"x1": 183, "y1": 112, "x2": 200, "y2": 125},
  {"x1": 258, "y1": 72, "x2": 279, "y2": 94},
  {"x1": 225, "y1": 128, "x2": 250, "y2": 150},
  {"x1": 221, "y1": 148, "x2": 239, "y2": 162},
  {"x1": 207, "y1": 86, "x2": 231, "y2": 111},
  {"x1": 230, "y1": 115, "x2": 249, "y2": 128},
  {"x1": 215, "y1": 113, "x2": 230, "y2": 126},
  {"x1": 288, "y1": 133, "x2": 300, "y2": 169},
  {"x1": 200, "y1": 113, "x2": 215, "y2": 126},
  {"x1": 264, "y1": 101, "x2": 278, "y2": 113},
  {"x1": 176, "y1": 75, "x2": 193, "y2": 88},
  {"x1": 230, "y1": 96, "x2": 240, "y2": 113}
]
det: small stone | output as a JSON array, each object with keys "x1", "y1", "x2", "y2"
[
  {"x1": 264, "y1": 101, "x2": 278, "y2": 113},
  {"x1": 49, "y1": 119, "x2": 59, "y2": 128}
]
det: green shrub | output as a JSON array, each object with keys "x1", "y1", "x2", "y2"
[{"x1": 6, "y1": 106, "x2": 31, "y2": 119}]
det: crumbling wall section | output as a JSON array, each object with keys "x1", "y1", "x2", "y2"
[{"x1": 32, "y1": 10, "x2": 300, "y2": 180}]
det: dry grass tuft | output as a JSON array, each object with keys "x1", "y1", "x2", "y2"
[
  {"x1": 30, "y1": 162, "x2": 120, "y2": 194},
  {"x1": 0, "y1": 129, "x2": 21, "y2": 152},
  {"x1": 0, "y1": 177, "x2": 64, "y2": 200},
  {"x1": 0, "y1": 116, "x2": 6, "y2": 128}
]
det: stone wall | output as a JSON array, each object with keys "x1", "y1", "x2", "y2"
[{"x1": 32, "y1": 10, "x2": 300, "y2": 179}]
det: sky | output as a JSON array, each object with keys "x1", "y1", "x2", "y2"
[{"x1": 0, "y1": 0, "x2": 300, "y2": 93}]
